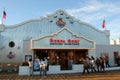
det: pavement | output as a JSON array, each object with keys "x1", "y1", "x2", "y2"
[{"x1": 0, "y1": 66, "x2": 120, "y2": 80}]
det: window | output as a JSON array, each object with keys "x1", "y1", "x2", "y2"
[{"x1": 9, "y1": 41, "x2": 15, "y2": 47}]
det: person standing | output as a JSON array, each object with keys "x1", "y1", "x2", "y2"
[
  {"x1": 82, "y1": 59, "x2": 89, "y2": 74},
  {"x1": 28, "y1": 58, "x2": 33, "y2": 76},
  {"x1": 44, "y1": 57, "x2": 48, "y2": 76},
  {"x1": 39, "y1": 59, "x2": 43, "y2": 76},
  {"x1": 96, "y1": 58, "x2": 100, "y2": 72},
  {"x1": 100, "y1": 57, "x2": 105, "y2": 72},
  {"x1": 68, "y1": 58, "x2": 73, "y2": 70},
  {"x1": 105, "y1": 56, "x2": 110, "y2": 68},
  {"x1": 33, "y1": 58, "x2": 40, "y2": 70},
  {"x1": 90, "y1": 58, "x2": 96, "y2": 72}
]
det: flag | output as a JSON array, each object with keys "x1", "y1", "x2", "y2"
[
  {"x1": 3, "y1": 10, "x2": 6, "y2": 19},
  {"x1": 102, "y1": 19, "x2": 105, "y2": 28}
]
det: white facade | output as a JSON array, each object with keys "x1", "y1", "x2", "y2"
[
  {"x1": 96, "y1": 45, "x2": 120, "y2": 66},
  {"x1": 0, "y1": 9, "x2": 119, "y2": 74}
]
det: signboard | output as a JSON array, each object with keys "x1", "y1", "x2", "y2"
[{"x1": 49, "y1": 38, "x2": 80, "y2": 45}]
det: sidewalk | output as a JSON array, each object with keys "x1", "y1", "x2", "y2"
[
  {"x1": 0, "y1": 70, "x2": 120, "y2": 80},
  {"x1": 0, "y1": 66, "x2": 120, "y2": 80}
]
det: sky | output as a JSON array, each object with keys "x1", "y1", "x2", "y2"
[{"x1": 0, "y1": 0, "x2": 120, "y2": 43}]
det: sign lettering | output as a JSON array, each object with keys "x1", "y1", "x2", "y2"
[{"x1": 49, "y1": 38, "x2": 80, "y2": 45}]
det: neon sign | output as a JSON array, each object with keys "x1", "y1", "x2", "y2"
[{"x1": 49, "y1": 38, "x2": 80, "y2": 45}]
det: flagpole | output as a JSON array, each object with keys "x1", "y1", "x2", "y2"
[
  {"x1": 1, "y1": 8, "x2": 3, "y2": 24},
  {"x1": 1, "y1": 8, "x2": 5, "y2": 24}
]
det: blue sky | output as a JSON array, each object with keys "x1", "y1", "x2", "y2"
[{"x1": 0, "y1": 0, "x2": 120, "y2": 42}]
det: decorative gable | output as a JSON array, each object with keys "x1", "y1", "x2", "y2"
[{"x1": 31, "y1": 27, "x2": 95, "y2": 49}]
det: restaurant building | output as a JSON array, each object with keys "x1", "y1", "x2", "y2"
[{"x1": 0, "y1": 9, "x2": 120, "y2": 74}]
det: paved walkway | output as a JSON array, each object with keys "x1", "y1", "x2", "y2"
[{"x1": 0, "y1": 67, "x2": 120, "y2": 80}]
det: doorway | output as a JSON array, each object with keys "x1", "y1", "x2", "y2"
[
  {"x1": 33, "y1": 49, "x2": 88, "y2": 70},
  {"x1": 113, "y1": 52, "x2": 119, "y2": 64}
]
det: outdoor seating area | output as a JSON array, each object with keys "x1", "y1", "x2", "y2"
[{"x1": 0, "y1": 62, "x2": 19, "y2": 72}]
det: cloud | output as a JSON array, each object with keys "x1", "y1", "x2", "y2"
[
  {"x1": 67, "y1": 0, "x2": 102, "y2": 15},
  {"x1": 107, "y1": 18, "x2": 120, "y2": 39},
  {"x1": 66, "y1": 1, "x2": 104, "y2": 26},
  {"x1": 66, "y1": 0, "x2": 120, "y2": 40},
  {"x1": 42, "y1": 0, "x2": 120, "y2": 40},
  {"x1": 66, "y1": 0, "x2": 120, "y2": 22}
]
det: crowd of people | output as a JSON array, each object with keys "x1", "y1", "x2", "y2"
[
  {"x1": 82, "y1": 56, "x2": 110, "y2": 74},
  {"x1": 27, "y1": 55, "x2": 120, "y2": 75}
]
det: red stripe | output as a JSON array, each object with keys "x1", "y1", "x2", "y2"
[
  {"x1": 3, "y1": 11, "x2": 6, "y2": 19},
  {"x1": 102, "y1": 20, "x2": 105, "y2": 28}
]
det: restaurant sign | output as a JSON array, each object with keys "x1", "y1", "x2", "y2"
[{"x1": 49, "y1": 38, "x2": 80, "y2": 45}]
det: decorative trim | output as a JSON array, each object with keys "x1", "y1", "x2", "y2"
[
  {"x1": 4, "y1": 9, "x2": 106, "y2": 34},
  {"x1": 56, "y1": 18, "x2": 66, "y2": 28},
  {"x1": 7, "y1": 51, "x2": 15, "y2": 59}
]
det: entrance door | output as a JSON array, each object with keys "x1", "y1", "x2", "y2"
[
  {"x1": 113, "y1": 52, "x2": 119, "y2": 64},
  {"x1": 57, "y1": 50, "x2": 69, "y2": 70},
  {"x1": 33, "y1": 49, "x2": 88, "y2": 71}
]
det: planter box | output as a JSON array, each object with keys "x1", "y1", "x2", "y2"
[
  {"x1": 19, "y1": 66, "x2": 30, "y2": 76},
  {"x1": 48, "y1": 64, "x2": 83, "y2": 74},
  {"x1": 73, "y1": 64, "x2": 83, "y2": 72},
  {"x1": 47, "y1": 65, "x2": 60, "y2": 74}
]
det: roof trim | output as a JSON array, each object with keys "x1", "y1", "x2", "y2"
[{"x1": 4, "y1": 9, "x2": 106, "y2": 34}]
